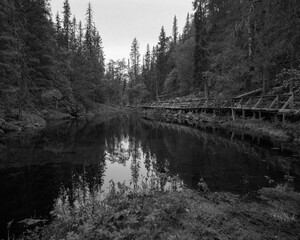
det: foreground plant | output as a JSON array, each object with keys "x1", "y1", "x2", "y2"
[{"x1": 19, "y1": 180, "x2": 300, "y2": 240}]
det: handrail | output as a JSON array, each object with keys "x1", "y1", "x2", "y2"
[{"x1": 138, "y1": 94, "x2": 300, "y2": 114}]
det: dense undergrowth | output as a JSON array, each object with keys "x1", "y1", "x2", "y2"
[{"x1": 18, "y1": 176, "x2": 300, "y2": 240}]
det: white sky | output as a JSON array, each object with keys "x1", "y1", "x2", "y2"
[{"x1": 49, "y1": 0, "x2": 192, "y2": 62}]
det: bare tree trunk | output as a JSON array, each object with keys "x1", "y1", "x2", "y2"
[
  {"x1": 246, "y1": 0, "x2": 255, "y2": 90},
  {"x1": 290, "y1": 61, "x2": 294, "y2": 94},
  {"x1": 263, "y1": 64, "x2": 270, "y2": 93}
]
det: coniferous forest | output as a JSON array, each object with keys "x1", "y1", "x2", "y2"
[
  {"x1": 1, "y1": 0, "x2": 300, "y2": 119},
  {"x1": 1, "y1": 1, "x2": 300, "y2": 239}
]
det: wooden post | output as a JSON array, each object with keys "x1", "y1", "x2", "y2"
[
  {"x1": 231, "y1": 99, "x2": 235, "y2": 120},
  {"x1": 290, "y1": 93, "x2": 294, "y2": 110},
  {"x1": 274, "y1": 114, "x2": 279, "y2": 123}
]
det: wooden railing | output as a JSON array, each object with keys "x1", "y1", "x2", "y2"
[{"x1": 138, "y1": 94, "x2": 300, "y2": 115}]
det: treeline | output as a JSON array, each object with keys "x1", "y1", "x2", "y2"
[
  {"x1": 1, "y1": 0, "x2": 299, "y2": 112},
  {"x1": 0, "y1": 0, "x2": 106, "y2": 116},
  {"x1": 106, "y1": 0, "x2": 300, "y2": 105}
]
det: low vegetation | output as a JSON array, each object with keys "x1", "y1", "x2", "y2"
[
  {"x1": 143, "y1": 108, "x2": 300, "y2": 147},
  {"x1": 18, "y1": 178, "x2": 300, "y2": 240}
]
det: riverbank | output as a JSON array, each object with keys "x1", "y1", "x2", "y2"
[
  {"x1": 0, "y1": 104, "x2": 133, "y2": 139},
  {"x1": 19, "y1": 182, "x2": 300, "y2": 240},
  {"x1": 142, "y1": 108, "x2": 300, "y2": 152}
]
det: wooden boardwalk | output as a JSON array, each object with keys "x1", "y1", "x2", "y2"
[{"x1": 138, "y1": 94, "x2": 300, "y2": 121}]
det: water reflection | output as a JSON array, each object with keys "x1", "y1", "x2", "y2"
[{"x1": 0, "y1": 116, "x2": 299, "y2": 238}]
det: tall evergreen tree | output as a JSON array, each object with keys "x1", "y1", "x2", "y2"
[
  {"x1": 84, "y1": 2, "x2": 94, "y2": 57},
  {"x1": 78, "y1": 20, "x2": 83, "y2": 52},
  {"x1": 55, "y1": 12, "x2": 63, "y2": 47},
  {"x1": 194, "y1": 0, "x2": 209, "y2": 97},
  {"x1": 0, "y1": 0, "x2": 20, "y2": 88},
  {"x1": 70, "y1": 16, "x2": 77, "y2": 52},
  {"x1": 62, "y1": 0, "x2": 71, "y2": 50},
  {"x1": 129, "y1": 38, "x2": 141, "y2": 84},
  {"x1": 145, "y1": 44, "x2": 151, "y2": 72},
  {"x1": 181, "y1": 13, "x2": 191, "y2": 42},
  {"x1": 172, "y1": 16, "x2": 178, "y2": 45},
  {"x1": 156, "y1": 27, "x2": 168, "y2": 97}
]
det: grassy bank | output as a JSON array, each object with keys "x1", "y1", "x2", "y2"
[
  {"x1": 142, "y1": 109, "x2": 300, "y2": 151},
  {"x1": 19, "y1": 181, "x2": 300, "y2": 240}
]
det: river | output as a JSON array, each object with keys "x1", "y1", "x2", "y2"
[{"x1": 0, "y1": 116, "x2": 299, "y2": 238}]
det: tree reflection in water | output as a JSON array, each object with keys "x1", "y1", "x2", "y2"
[{"x1": 0, "y1": 115, "x2": 299, "y2": 238}]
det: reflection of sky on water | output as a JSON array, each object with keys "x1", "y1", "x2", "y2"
[
  {"x1": 104, "y1": 136, "x2": 153, "y2": 191},
  {"x1": 0, "y1": 116, "x2": 299, "y2": 238}
]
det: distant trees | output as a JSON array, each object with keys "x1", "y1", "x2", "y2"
[
  {"x1": 125, "y1": 14, "x2": 196, "y2": 102},
  {"x1": 1, "y1": 0, "x2": 299, "y2": 113},
  {"x1": 127, "y1": 38, "x2": 149, "y2": 104},
  {"x1": 131, "y1": 0, "x2": 300, "y2": 102},
  {"x1": 104, "y1": 59, "x2": 128, "y2": 105}
]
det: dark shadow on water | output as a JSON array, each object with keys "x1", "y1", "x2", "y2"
[{"x1": 0, "y1": 116, "x2": 299, "y2": 238}]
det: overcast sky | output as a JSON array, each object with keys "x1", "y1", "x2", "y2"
[{"x1": 50, "y1": 0, "x2": 192, "y2": 62}]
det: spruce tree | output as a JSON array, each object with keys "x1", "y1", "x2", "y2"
[
  {"x1": 194, "y1": 0, "x2": 209, "y2": 97},
  {"x1": 172, "y1": 16, "x2": 178, "y2": 45},
  {"x1": 84, "y1": 2, "x2": 94, "y2": 57},
  {"x1": 63, "y1": 0, "x2": 71, "y2": 50},
  {"x1": 145, "y1": 44, "x2": 151, "y2": 73},
  {"x1": 181, "y1": 13, "x2": 191, "y2": 42},
  {"x1": 78, "y1": 21, "x2": 83, "y2": 52},
  {"x1": 129, "y1": 38, "x2": 141, "y2": 84},
  {"x1": 55, "y1": 12, "x2": 63, "y2": 48},
  {"x1": 156, "y1": 27, "x2": 168, "y2": 96},
  {"x1": 70, "y1": 16, "x2": 77, "y2": 52},
  {"x1": 0, "y1": 0, "x2": 20, "y2": 88}
]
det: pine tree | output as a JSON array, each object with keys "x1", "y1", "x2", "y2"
[
  {"x1": 145, "y1": 44, "x2": 151, "y2": 72},
  {"x1": 55, "y1": 12, "x2": 64, "y2": 48},
  {"x1": 181, "y1": 13, "x2": 191, "y2": 42},
  {"x1": 78, "y1": 21, "x2": 83, "y2": 52},
  {"x1": 0, "y1": 0, "x2": 21, "y2": 88},
  {"x1": 172, "y1": 16, "x2": 178, "y2": 45},
  {"x1": 194, "y1": 0, "x2": 209, "y2": 97},
  {"x1": 129, "y1": 38, "x2": 141, "y2": 84},
  {"x1": 149, "y1": 46, "x2": 158, "y2": 99},
  {"x1": 18, "y1": 0, "x2": 56, "y2": 89},
  {"x1": 70, "y1": 16, "x2": 77, "y2": 52},
  {"x1": 141, "y1": 44, "x2": 152, "y2": 96},
  {"x1": 84, "y1": 2, "x2": 94, "y2": 57},
  {"x1": 93, "y1": 28, "x2": 105, "y2": 77},
  {"x1": 156, "y1": 27, "x2": 168, "y2": 96},
  {"x1": 62, "y1": 0, "x2": 71, "y2": 50}
]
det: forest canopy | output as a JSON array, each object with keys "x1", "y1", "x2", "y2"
[{"x1": 0, "y1": 0, "x2": 300, "y2": 114}]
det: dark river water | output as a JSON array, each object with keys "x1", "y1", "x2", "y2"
[{"x1": 0, "y1": 116, "x2": 299, "y2": 238}]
